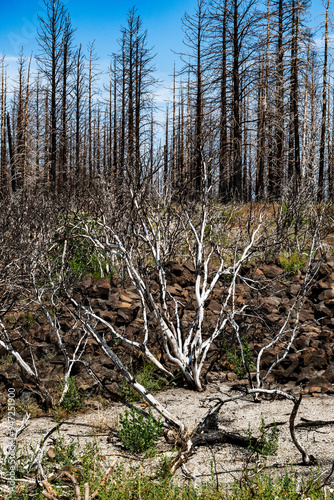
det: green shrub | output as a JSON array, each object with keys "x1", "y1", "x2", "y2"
[
  {"x1": 119, "y1": 361, "x2": 168, "y2": 401},
  {"x1": 59, "y1": 377, "x2": 84, "y2": 413},
  {"x1": 248, "y1": 418, "x2": 278, "y2": 456},
  {"x1": 50, "y1": 434, "x2": 78, "y2": 468},
  {"x1": 117, "y1": 406, "x2": 163, "y2": 453},
  {"x1": 67, "y1": 235, "x2": 112, "y2": 280},
  {"x1": 52, "y1": 216, "x2": 116, "y2": 280},
  {"x1": 279, "y1": 251, "x2": 306, "y2": 275},
  {"x1": 223, "y1": 338, "x2": 255, "y2": 379}
]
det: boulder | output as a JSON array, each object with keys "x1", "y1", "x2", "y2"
[
  {"x1": 305, "y1": 376, "x2": 334, "y2": 394},
  {"x1": 300, "y1": 348, "x2": 327, "y2": 370},
  {"x1": 260, "y1": 264, "x2": 284, "y2": 278},
  {"x1": 318, "y1": 288, "x2": 334, "y2": 301},
  {"x1": 166, "y1": 283, "x2": 184, "y2": 296},
  {"x1": 93, "y1": 277, "x2": 110, "y2": 299},
  {"x1": 207, "y1": 300, "x2": 222, "y2": 315},
  {"x1": 314, "y1": 302, "x2": 332, "y2": 318},
  {"x1": 323, "y1": 364, "x2": 334, "y2": 384},
  {"x1": 296, "y1": 366, "x2": 318, "y2": 384}
]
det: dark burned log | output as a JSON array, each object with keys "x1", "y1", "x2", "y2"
[
  {"x1": 265, "y1": 418, "x2": 334, "y2": 429},
  {"x1": 297, "y1": 418, "x2": 334, "y2": 428},
  {"x1": 192, "y1": 430, "x2": 257, "y2": 449}
]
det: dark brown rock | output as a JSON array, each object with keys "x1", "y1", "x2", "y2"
[
  {"x1": 93, "y1": 277, "x2": 110, "y2": 299},
  {"x1": 295, "y1": 335, "x2": 310, "y2": 350},
  {"x1": 168, "y1": 263, "x2": 184, "y2": 276},
  {"x1": 318, "y1": 288, "x2": 334, "y2": 301},
  {"x1": 314, "y1": 302, "x2": 332, "y2": 318},
  {"x1": 260, "y1": 349, "x2": 277, "y2": 370},
  {"x1": 261, "y1": 297, "x2": 280, "y2": 313},
  {"x1": 298, "y1": 308, "x2": 315, "y2": 323},
  {"x1": 128, "y1": 318, "x2": 144, "y2": 330},
  {"x1": 266, "y1": 313, "x2": 283, "y2": 323},
  {"x1": 281, "y1": 353, "x2": 300, "y2": 379},
  {"x1": 311, "y1": 351, "x2": 328, "y2": 370},
  {"x1": 323, "y1": 364, "x2": 334, "y2": 383},
  {"x1": 184, "y1": 262, "x2": 196, "y2": 274},
  {"x1": 319, "y1": 330, "x2": 332, "y2": 341},
  {"x1": 28, "y1": 322, "x2": 42, "y2": 336},
  {"x1": 296, "y1": 366, "x2": 318, "y2": 384},
  {"x1": 107, "y1": 296, "x2": 135, "y2": 310},
  {"x1": 116, "y1": 308, "x2": 134, "y2": 325},
  {"x1": 90, "y1": 298, "x2": 108, "y2": 310},
  {"x1": 99, "y1": 355, "x2": 115, "y2": 368},
  {"x1": 325, "y1": 254, "x2": 334, "y2": 267},
  {"x1": 300, "y1": 348, "x2": 328, "y2": 370},
  {"x1": 0, "y1": 391, "x2": 6, "y2": 407},
  {"x1": 324, "y1": 299, "x2": 334, "y2": 310},
  {"x1": 98, "y1": 310, "x2": 117, "y2": 323},
  {"x1": 166, "y1": 284, "x2": 184, "y2": 296},
  {"x1": 207, "y1": 300, "x2": 222, "y2": 315},
  {"x1": 260, "y1": 264, "x2": 284, "y2": 278},
  {"x1": 252, "y1": 268, "x2": 264, "y2": 279},
  {"x1": 290, "y1": 284, "x2": 301, "y2": 295},
  {"x1": 305, "y1": 376, "x2": 334, "y2": 394},
  {"x1": 165, "y1": 263, "x2": 194, "y2": 287},
  {"x1": 300, "y1": 348, "x2": 316, "y2": 367}
]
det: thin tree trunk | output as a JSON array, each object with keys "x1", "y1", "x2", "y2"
[
  {"x1": 318, "y1": 0, "x2": 329, "y2": 201},
  {"x1": 7, "y1": 113, "x2": 15, "y2": 193}
]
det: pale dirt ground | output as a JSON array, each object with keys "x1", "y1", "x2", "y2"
[{"x1": 1, "y1": 382, "x2": 334, "y2": 490}]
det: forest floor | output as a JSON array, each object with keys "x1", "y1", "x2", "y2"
[{"x1": 1, "y1": 380, "x2": 333, "y2": 488}]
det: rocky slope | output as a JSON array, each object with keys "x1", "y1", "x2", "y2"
[{"x1": 1, "y1": 254, "x2": 334, "y2": 411}]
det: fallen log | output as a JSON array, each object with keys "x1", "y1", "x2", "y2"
[{"x1": 192, "y1": 430, "x2": 257, "y2": 449}]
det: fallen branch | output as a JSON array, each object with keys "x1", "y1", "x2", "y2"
[
  {"x1": 192, "y1": 430, "x2": 257, "y2": 448},
  {"x1": 297, "y1": 418, "x2": 334, "y2": 429}
]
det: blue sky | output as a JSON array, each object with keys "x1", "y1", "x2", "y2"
[
  {"x1": 0, "y1": 0, "x2": 329, "y2": 110},
  {"x1": 0, "y1": 0, "x2": 328, "y2": 68},
  {"x1": 0, "y1": 0, "x2": 196, "y2": 79}
]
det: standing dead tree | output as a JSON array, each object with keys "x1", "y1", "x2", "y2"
[
  {"x1": 48, "y1": 162, "x2": 324, "y2": 467},
  {"x1": 0, "y1": 171, "x2": 325, "y2": 472},
  {"x1": 67, "y1": 169, "x2": 262, "y2": 393}
]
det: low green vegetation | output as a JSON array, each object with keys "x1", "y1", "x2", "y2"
[
  {"x1": 119, "y1": 360, "x2": 168, "y2": 401},
  {"x1": 7, "y1": 459, "x2": 334, "y2": 499},
  {"x1": 223, "y1": 338, "x2": 255, "y2": 379},
  {"x1": 279, "y1": 251, "x2": 306, "y2": 275},
  {"x1": 1, "y1": 429, "x2": 333, "y2": 500},
  {"x1": 49, "y1": 433, "x2": 78, "y2": 468},
  {"x1": 58, "y1": 376, "x2": 85, "y2": 413},
  {"x1": 67, "y1": 233, "x2": 112, "y2": 280},
  {"x1": 248, "y1": 418, "x2": 278, "y2": 456},
  {"x1": 52, "y1": 216, "x2": 116, "y2": 280},
  {"x1": 0, "y1": 354, "x2": 13, "y2": 370},
  {"x1": 117, "y1": 406, "x2": 164, "y2": 454}
]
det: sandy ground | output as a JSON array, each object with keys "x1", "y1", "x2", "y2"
[{"x1": 1, "y1": 381, "x2": 334, "y2": 490}]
